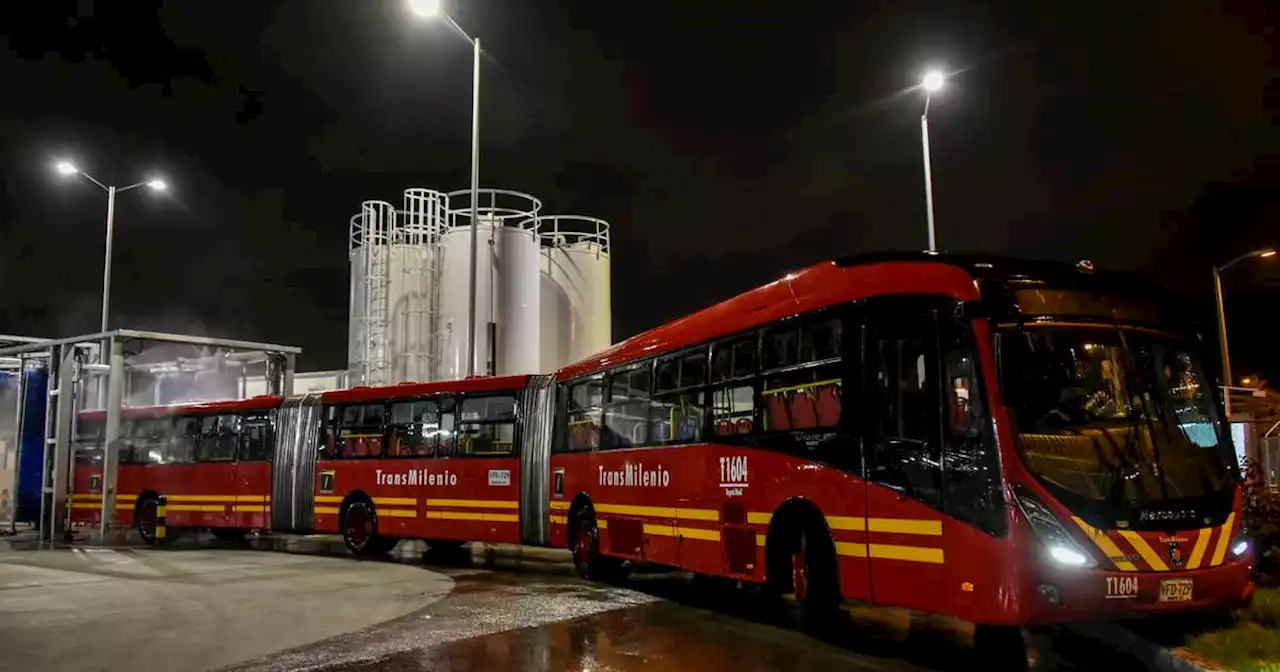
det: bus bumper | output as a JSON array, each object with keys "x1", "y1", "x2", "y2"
[{"x1": 1027, "y1": 557, "x2": 1255, "y2": 623}]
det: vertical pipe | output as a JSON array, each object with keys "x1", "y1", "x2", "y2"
[
  {"x1": 100, "y1": 338, "x2": 123, "y2": 539},
  {"x1": 101, "y1": 187, "x2": 116, "y2": 333},
  {"x1": 466, "y1": 37, "x2": 481, "y2": 378},
  {"x1": 1214, "y1": 266, "x2": 1233, "y2": 419},
  {"x1": 921, "y1": 113, "x2": 937, "y2": 253}
]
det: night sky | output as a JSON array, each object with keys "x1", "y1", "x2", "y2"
[{"x1": 1, "y1": 2, "x2": 1276, "y2": 380}]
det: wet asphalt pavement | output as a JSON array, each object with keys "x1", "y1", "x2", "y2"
[
  {"x1": 216, "y1": 539, "x2": 1146, "y2": 672},
  {"x1": 5, "y1": 530, "x2": 1156, "y2": 672}
]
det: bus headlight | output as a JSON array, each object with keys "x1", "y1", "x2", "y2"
[
  {"x1": 1231, "y1": 538, "x2": 1249, "y2": 558},
  {"x1": 1013, "y1": 485, "x2": 1097, "y2": 569}
]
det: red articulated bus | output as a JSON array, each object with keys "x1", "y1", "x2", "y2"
[
  {"x1": 545, "y1": 253, "x2": 1253, "y2": 644},
  {"x1": 67, "y1": 253, "x2": 1254, "y2": 647},
  {"x1": 69, "y1": 396, "x2": 281, "y2": 544}
]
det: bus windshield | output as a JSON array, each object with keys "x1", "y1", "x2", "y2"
[{"x1": 1000, "y1": 325, "x2": 1236, "y2": 528}]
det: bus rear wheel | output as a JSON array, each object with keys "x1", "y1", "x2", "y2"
[
  {"x1": 136, "y1": 497, "x2": 163, "y2": 546},
  {"x1": 342, "y1": 500, "x2": 392, "y2": 558},
  {"x1": 571, "y1": 506, "x2": 619, "y2": 580}
]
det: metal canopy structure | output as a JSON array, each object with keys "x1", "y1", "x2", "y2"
[{"x1": 0, "y1": 329, "x2": 301, "y2": 543}]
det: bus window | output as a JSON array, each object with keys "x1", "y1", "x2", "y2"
[
  {"x1": 339, "y1": 404, "x2": 386, "y2": 458},
  {"x1": 74, "y1": 418, "x2": 104, "y2": 464},
  {"x1": 389, "y1": 399, "x2": 440, "y2": 457},
  {"x1": 458, "y1": 395, "x2": 517, "y2": 456},
  {"x1": 712, "y1": 337, "x2": 756, "y2": 384},
  {"x1": 240, "y1": 412, "x2": 273, "y2": 462},
  {"x1": 940, "y1": 323, "x2": 1004, "y2": 535},
  {"x1": 762, "y1": 317, "x2": 843, "y2": 432},
  {"x1": 567, "y1": 377, "x2": 604, "y2": 451},
  {"x1": 604, "y1": 365, "x2": 651, "y2": 448},
  {"x1": 868, "y1": 308, "x2": 942, "y2": 508},
  {"x1": 197, "y1": 415, "x2": 238, "y2": 462},
  {"x1": 649, "y1": 390, "x2": 705, "y2": 444},
  {"x1": 172, "y1": 416, "x2": 201, "y2": 463},
  {"x1": 711, "y1": 385, "x2": 755, "y2": 436}
]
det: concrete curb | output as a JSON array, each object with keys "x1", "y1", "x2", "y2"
[{"x1": 1064, "y1": 621, "x2": 1227, "y2": 672}]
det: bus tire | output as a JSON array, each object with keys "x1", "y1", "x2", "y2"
[
  {"x1": 973, "y1": 624, "x2": 1027, "y2": 670},
  {"x1": 569, "y1": 505, "x2": 611, "y2": 580},
  {"x1": 135, "y1": 496, "x2": 164, "y2": 547},
  {"x1": 771, "y1": 514, "x2": 839, "y2": 636},
  {"x1": 341, "y1": 499, "x2": 385, "y2": 558}
]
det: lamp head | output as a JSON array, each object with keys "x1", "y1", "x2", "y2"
[
  {"x1": 55, "y1": 161, "x2": 78, "y2": 176},
  {"x1": 146, "y1": 179, "x2": 167, "y2": 192},
  {"x1": 922, "y1": 71, "x2": 945, "y2": 93},
  {"x1": 407, "y1": 0, "x2": 442, "y2": 18}
]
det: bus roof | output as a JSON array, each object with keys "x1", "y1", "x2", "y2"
[
  {"x1": 555, "y1": 252, "x2": 1188, "y2": 382},
  {"x1": 556, "y1": 256, "x2": 980, "y2": 381},
  {"x1": 318, "y1": 374, "x2": 532, "y2": 405},
  {"x1": 79, "y1": 395, "x2": 284, "y2": 420}
]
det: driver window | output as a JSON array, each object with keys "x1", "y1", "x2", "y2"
[{"x1": 868, "y1": 306, "x2": 942, "y2": 509}]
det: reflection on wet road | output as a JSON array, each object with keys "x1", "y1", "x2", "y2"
[{"x1": 329, "y1": 601, "x2": 919, "y2": 672}]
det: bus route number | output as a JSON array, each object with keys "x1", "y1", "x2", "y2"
[{"x1": 1105, "y1": 575, "x2": 1138, "y2": 599}]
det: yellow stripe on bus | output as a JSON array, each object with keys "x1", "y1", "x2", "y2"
[
  {"x1": 1119, "y1": 531, "x2": 1169, "y2": 572},
  {"x1": 235, "y1": 495, "x2": 266, "y2": 503},
  {"x1": 1210, "y1": 513, "x2": 1236, "y2": 567},
  {"x1": 828, "y1": 516, "x2": 866, "y2": 531},
  {"x1": 549, "y1": 501, "x2": 570, "y2": 511},
  {"x1": 869, "y1": 518, "x2": 942, "y2": 536},
  {"x1": 315, "y1": 506, "x2": 340, "y2": 515},
  {"x1": 233, "y1": 505, "x2": 268, "y2": 513},
  {"x1": 373, "y1": 497, "x2": 418, "y2": 507},
  {"x1": 870, "y1": 543, "x2": 945, "y2": 564},
  {"x1": 71, "y1": 502, "x2": 102, "y2": 510},
  {"x1": 1071, "y1": 517, "x2": 1137, "y2": 572},
  {"x1": 593, "y1": 503, "x2": 720, "y2": 522},
  {"x1": 426, "y1": 499, "x2": 518, "y2": 509},
  {"x1": 1187, "y1": 527, "x2": 1212, "y2": 570},
  {"x1": 379, "y1": 509, "x2": 418, "y2": 519},
  {"x1": 747, "y1": 512, "x2": 771, "y2": 525},
  {"x1": 426, "y1": 511, "x2": 518, "y2": 523},
  {"x1": 315, "y1": 495, "x2": 344, "y2": 504},
  {"x1": 835, "y1": 541, "x2": 867, "y2": 557},
  {"x1": 167, "y1": 504, "x2": 226, "y2": 513},
  {"x1": 165, "y1": 495, "x2": 236, "y2": 503}
]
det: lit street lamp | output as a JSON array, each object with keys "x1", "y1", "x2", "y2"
[
  {"x1": 54, "y1": 161, "x2": 168, "y2": 332},
  {"x1": 408, "y1": 0, "x2": 483, "y2": 378},
  {"x1": 919, "y1": 70, "x2": 945, "y2": 253},
  {"x1": 1213, "y1": 247, "x2": 1275, "y2": 418}
]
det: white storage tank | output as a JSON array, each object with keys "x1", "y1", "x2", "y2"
[
  {"x1": 538, "y1": 216, "x2": 612, "y2": 367},
  {"x1": 348, "y1": 201, "x2": 395, "y2": 386},
  {"x1": 438, "y1": 189, "x2": 542, "y2": 380},
  {"x1": 387, "y1": 189, "x2": 447, "y2": 383}
]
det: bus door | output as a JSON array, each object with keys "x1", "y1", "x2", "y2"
[{"x1": 863, "y1": 298, "x2": 949, "y2": 613}]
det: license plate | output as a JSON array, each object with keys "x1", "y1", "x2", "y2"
[
  {"x1": 1159, "y1": 578, "x2": 1193, "y2": 602},
  {"x1": 1105, "y1": 575, "x2": 1139, "y2": 599}
]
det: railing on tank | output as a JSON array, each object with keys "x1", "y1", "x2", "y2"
[
  {"x1": 534, "y1": 215, "x2": 611, "y2": 257},
  {"x1": 445, "y1": 188, "x2": 542, "y2": 231}
]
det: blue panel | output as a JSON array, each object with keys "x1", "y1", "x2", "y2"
[{"x1": 16, "y1": 365, "x2": 48, "y2": 524}]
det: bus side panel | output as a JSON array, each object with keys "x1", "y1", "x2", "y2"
[
  {"x1": 69, "y1": 462, "x2": 104, "y2": 525},
  {"x1": 140, "y1": 463, "x2": 239, "y2": 529},
  {"x1": 551, "y1": 445, "x2": 874, "y2": 603},
  {"x1": 231, "y1": 461, "x2": 273, "y2": 530},
  {"x1": 311, "y1": 457, "x2": 522, "y2": 544}
]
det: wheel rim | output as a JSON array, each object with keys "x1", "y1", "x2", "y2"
[
  {"x1": 346, "y1": 505, "x2": 372, "y2": 549},
  {"x1": 574, "y1": 517, "x2": 595, "y2": 569},
  {"x1": 138, "y1": 500, "x2": 157, "y2": 541},
  {"x1": 792, "y1": 538, "x2": 808, "y2": 601}
]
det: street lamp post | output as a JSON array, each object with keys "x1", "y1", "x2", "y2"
[
  {"x1": 408, "y1": 0, "x2": 482, "y2": 378},
  {"x1": 920, "y1": 71, "x2": 945, "y2": 253},
  {"x1": 54, "y1": 161, "x2": 167, "y2": 332},
  {"x1": 1213, "y1": 247, "x2": 1276, "y2": 418}
]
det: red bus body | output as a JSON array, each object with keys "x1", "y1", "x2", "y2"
[
  {"x1": 69, "y1": 396, "x2": 282, "y2": 534},
  {"x1": 546, "y1": 256, "x2": 1253, "y2": 626},
  {"x1": 308, "y1": 376, "x2": 531, "y2": 548},
  {"x1": 65, "y1": 254, "x2": 1253, "y2": 628}
]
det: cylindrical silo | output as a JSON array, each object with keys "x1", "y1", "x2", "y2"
[
  {"x1": 439, "y1": 189, "x2": 542, "y2": 380},
  {"x1": 348, "y1": 201, "x2": 394, "y2": 386},
  {"x1": 538, "y1": 216, "x2": 612, "y2": 367},
  {"x1": 387, "y1": 189, "x2": 447, "y2": 384},
  {"x1": 494, "y1": 221, "x2": 541, "y2": 376}
]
